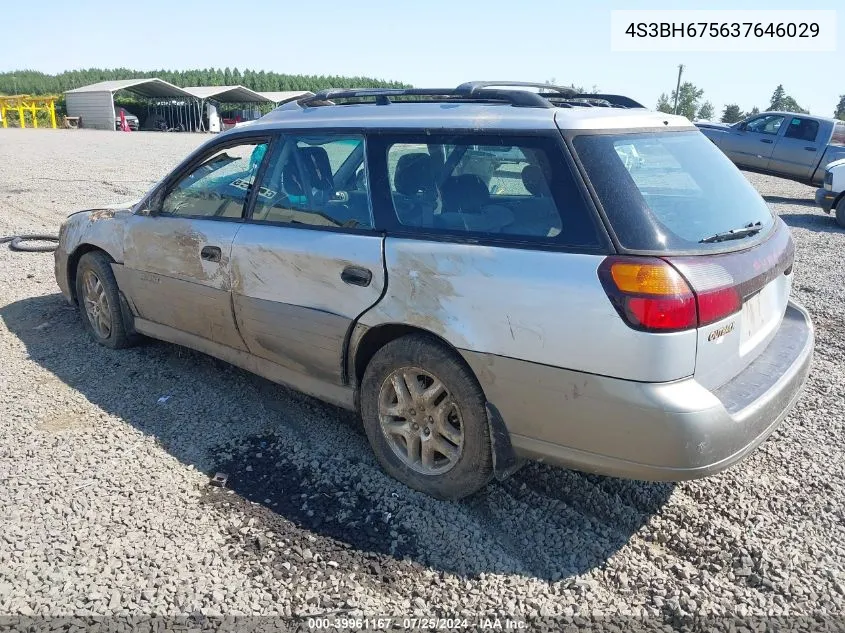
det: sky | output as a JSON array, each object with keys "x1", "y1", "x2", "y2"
[{"x1": 0, "y1": 0, "x2": 841, "y2": 118}]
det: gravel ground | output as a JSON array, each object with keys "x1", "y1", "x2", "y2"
[{"x1": 1, "y1": 129, "x2": 844, "y2": 626}]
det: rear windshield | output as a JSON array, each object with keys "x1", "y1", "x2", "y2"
[
  {"x1": 572, "y1": 131, "x2": 774, "y2": 252},
  {"x1": 832, "y1": 122, "x2": 845, "y2": 146}
]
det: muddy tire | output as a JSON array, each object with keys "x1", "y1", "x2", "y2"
[
  {"x1": 835, "y1": 196, "x2": 845, "y2": 229},
  {"x1": 74, "y1": 251, "x2": 138, "y2": 349},
  {"x1": 360, "y1": 334, "x2": 493, "y2": 500}
]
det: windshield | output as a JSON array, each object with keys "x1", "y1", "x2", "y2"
[{"x1": 572, "y1": 131, "x2": 774, "y2": 252}]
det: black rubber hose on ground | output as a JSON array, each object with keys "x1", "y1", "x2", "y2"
[{"x1": 0, "y1": 234, "x2": 60, "y2": 253}]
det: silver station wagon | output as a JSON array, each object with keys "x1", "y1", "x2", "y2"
[{"x1": 55, "y1": 82, "x2": 815, "y2": 499}]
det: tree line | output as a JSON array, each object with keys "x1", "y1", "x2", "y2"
[
  {"x1": 4, "y1": 69, "x2": 843, "y2": 123},
  {"x1": 656, "y1": 82, "x2": 845, "y2": 123},
  {"x1": 0, "y1": 68, "x2": 410, "y2": 96}
]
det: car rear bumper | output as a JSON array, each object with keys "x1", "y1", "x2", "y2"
[
  {"x1": 815, "y1": 187, "x2": 836, "y2": 213},
  {"x1": 461, "y1": 300, "x2": 814, "y2": 481}
]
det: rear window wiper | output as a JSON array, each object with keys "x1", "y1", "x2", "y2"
[{"x1": 699, "y1": 221, "x2": 763, "y2": 244}]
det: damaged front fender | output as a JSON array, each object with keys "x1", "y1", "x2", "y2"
[{"x1": 54, "y1": 204, "x2": 136, "y2": 303}]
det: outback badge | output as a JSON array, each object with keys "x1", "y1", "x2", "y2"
[{"x1": 708, "y1": 321, "x2": 735, "y2": 342}]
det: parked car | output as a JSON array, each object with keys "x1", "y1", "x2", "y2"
[
  {"x1": 696, "y1": 112, "x2": 845, "y2": 186},
  {"x1": 54, "y1": 82, "x2": 814, "y2": 499},
  {"x1": 815, "y1": 157, "x2": 845, "y2": 227},
  {"x1": 221, "y1": 108, "x2": 262, "y2": 131},
  {"x1": 114, "y1": 106, "x2": 139, "y2": 131}
]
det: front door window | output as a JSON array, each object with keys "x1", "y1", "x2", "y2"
[
  {"x1": 744, "y1": 115, "x2": 785, "y2": 135},
  {"x1": 160, "y1": 141, "x2": 269, "y2": 218},
  {"x1": 251, "y1": 134, "x2": 372, "y2": 229}
]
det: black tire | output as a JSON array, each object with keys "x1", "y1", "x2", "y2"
[
  {"x1": 835, "y1": 196, "x2": 845, "y2": 229},
  {"x1": 360, "y1": 334, "x2": 493, "y2": 500},
  {"x1": 74, "y1": 251, "x2": 138, "y2": 349},
  {"x1": 10, "y1": 235, "x2": 59, "y2": 252}
]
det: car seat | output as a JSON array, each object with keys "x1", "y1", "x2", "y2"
[
  {"x1": 437, "y1": 174, "x2": 513, "y2": 233},
  {"x1": 392, "y1": 153, "x2": 439, "y2": 226},
  {"x1": 509, "y1": 165, "x2": 562, "y2": 237},
  {"x1": 301, "y1": 146, "x2": 335, "y2": 194}
]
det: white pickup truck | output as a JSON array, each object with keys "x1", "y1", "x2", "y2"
[{"x1": 816, "y1": 158, "x2": 845, "y2": 228}]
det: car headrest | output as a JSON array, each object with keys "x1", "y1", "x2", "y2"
[
  {"x1": 301, "y1": 146, "x2": 334, "y2": 191},
  {"x1": 441, "y1": 174, "x2": 490, "y2": 212},
  {"x1": 394, "y1": 153, "x2": 437, "y2": 199},
  {"x1": 282, "y1": 160, "x2": 304, "y2": 197},
  {"x1": 521, "y1": 165, "x2": 550, "y2": 197}
]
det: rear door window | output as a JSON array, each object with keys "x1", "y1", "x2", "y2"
[
  {"x1": 572, "y1": 131, "x2": 774, "y2": 252},
  {"x1": 375, "y1": 135, "x2": 602, "y2": 248},
  {"x1": 831, "y1": 122, "x2": 845, "y2": 146},
  {"x1": 783, "y1": 117, "x2": 819, "y2": 142}
]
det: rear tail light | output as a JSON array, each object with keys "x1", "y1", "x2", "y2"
[
  {"x1": 625, "y1": 295, "x2": 697, "y2": 330},
  {"x1": 696, "y1": 287, "x2": 741, "y2": 325},
  {"x1": 598, "y1": 257, "x2": 741, "y2": 333}
]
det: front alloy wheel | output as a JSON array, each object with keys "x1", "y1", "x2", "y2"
[
  {"x1": 74, "y1": 250, "x2": 138, "y2": 349},
  {"x1": 81, "y1": 269, "x2": 113, "y2": 339}
]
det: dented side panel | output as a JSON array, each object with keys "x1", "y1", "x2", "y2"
[
  {"x1": 54, "y1": 208, "x2": 132, "y2": 302},
  {"x1": 230, "y1": 225, "x2": 385, "y2": 383},
  {"x1": 120, "y1": 215, "x2": 247, "y2": 351},
  {"x1": 459, "y1": 300, "x2": 813, "y2": 479},
  {"x1": 232, "y1": 297, "x2": 351, "y2": 382},
  {"x1": 59, "y1": 208, "x2": 130, "y2": 264},
  {"x1": 460, "y1": 348, "x2": 724, "y2": 472},
  {"x1": 359, "y1": 238, "x2": 697, "y2": 382}
]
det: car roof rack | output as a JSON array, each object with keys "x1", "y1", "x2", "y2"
[
  {"x1": 299, "y1": 86, "x2": 556, "y2": 108},
  {"x1": 455, "y1": 80, "x2": 577, "y2": 97},
  {"x1": 572, "y1": 93, "x2": 645, "y2": 108},
  {"x1": 296, "y1": 82, "x2": 644, "y2": 110}
]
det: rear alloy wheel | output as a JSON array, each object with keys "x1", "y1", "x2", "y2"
[
  {"x1": 378, "y1": 366, "x2": 464, "y2": 476},
  {"x1": 74, "y1": 251, "x2": 138, "y2": 349},
  {"x1": 361, "y1": 334, "x2": 493, "y2": 499},
  {"x1": 835, "y1": 196, "x2": 845, "y2": 229}
]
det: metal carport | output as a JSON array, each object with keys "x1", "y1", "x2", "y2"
[
  {"x1": 64, "y1": 78, "x2": 195, "y2": 131},
  {"x1": 183, "y1": 86, "x2": 276, "y2": 131},
  {"x1": 256, "y1": 91, "x2": 312, "y2": 106},
  {"x1": 182, "y1": 85, "x2": 272, "y2": 104}
]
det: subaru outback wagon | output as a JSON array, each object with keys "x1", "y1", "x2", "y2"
[{"x1": 55, "y1": 82, "x2": 814, "y2": 499}]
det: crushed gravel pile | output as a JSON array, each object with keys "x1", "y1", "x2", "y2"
[{"x1": 0, "y1": 129, "x2": 843, "y2": 625}]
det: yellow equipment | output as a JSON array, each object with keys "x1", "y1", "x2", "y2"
[{"x1": 0, "y1": 95, "x2": 58, "y2": 129}]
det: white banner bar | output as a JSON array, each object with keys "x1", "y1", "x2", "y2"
[{"x1": 610, "y1": 10, "x2": 837, "y2": 52}]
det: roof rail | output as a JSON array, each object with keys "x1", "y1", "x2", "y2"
[
  {"x1": 455, "y1": 81, "x2": 577, "y2": 98},
  {"x1": 571, "y1": 93, "x2": 646, "y2": 109},
  {"x1": 299, "y1": 86, "x2": 554, "y2": 108},
  {"x1": 295, "y1": 83, "x2": 643, "y2": 110}
]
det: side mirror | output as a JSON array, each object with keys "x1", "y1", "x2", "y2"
[
  {"x1": 737, "y1": 121, "x2": 747, "y2": 131},
  {"x1": 141, "y1": 185, "x2": 167, "y2": 216}
]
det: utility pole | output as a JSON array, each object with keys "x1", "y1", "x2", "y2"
[
  {"x1": 672, "y1": 64, "x2": 684, "y2": 115},
  {"x1": 12, "y1": 75, "x2": 18, "y2": 95}
]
